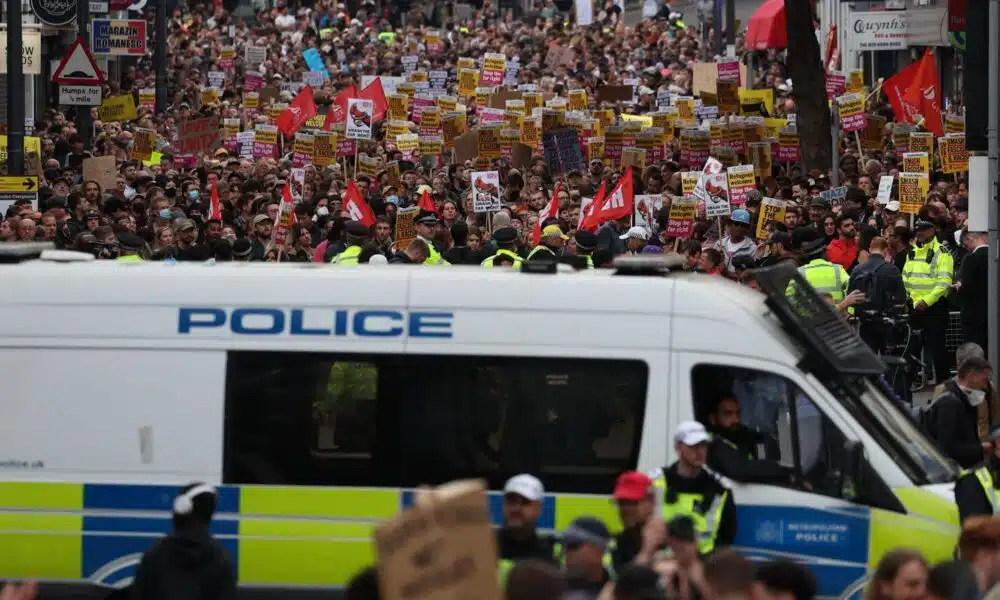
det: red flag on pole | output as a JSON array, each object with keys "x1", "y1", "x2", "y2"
[
  {"x1": 358, "y1": 78, "x2": 389, "y2": 123},
  {"x1": 324, "y1": 85, "x2": 357, "y2": 129},
  {"x1": 585, "y1": 168, "x2": 634, "y2": 229},
  {"x1": 208, "y1": 179, "x2": 222, "y2": 221},
  {"x1": 276, "y1": 86, "x2": 318, "y2": 137},
  {"x1": 578, "y1": 180, "x2": 607, "y2": 232},
  {"x1": 418, "y1": 189, "x2": 437, "y2": 213},
  {"x1": 343, "y1": 179, "x2": 376, "y2": 227},
  {"x1": 901, "y1": 49, "x2": 944, "y2": 136}
]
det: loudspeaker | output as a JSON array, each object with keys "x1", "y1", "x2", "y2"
[{"x1": 965, "y1": 0, "x2": 989, "y2": 151}]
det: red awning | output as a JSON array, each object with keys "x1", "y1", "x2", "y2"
[{"x1": 745, "y1": 0, "x2": 787, "y2": 50}]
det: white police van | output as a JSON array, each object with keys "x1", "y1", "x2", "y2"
[{"x1": 0, "y1": 244, "x2": 960, "y2": 599}]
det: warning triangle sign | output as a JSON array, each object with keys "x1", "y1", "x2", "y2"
[{"x1": 52, "y1": 37, "x2": 106, "y2": 86}]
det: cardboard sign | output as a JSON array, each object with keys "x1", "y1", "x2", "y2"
[
  {"x1": 634, "y1": 194, "x2": 665, "y2": 233},
  {"x1": 82, "y1": 155, "x2": 117, "y2": 191},
  {"x1": 898, "y1": 172, "x2": 929, "y2": 214},
  {"x1": 346, "y1": 99, "x2": 374, "y2": 139},
  {"x1": 313, "y1": 132, "x2": 337, "y2": 167},
  {"x1": 747, "y1": 142, "x2": 772, "y2": 178},
  {"x1": 596, "y1": 85, "x2": 633, "y2": 104},
  {"x1": 177, "y1": 116, "x2": 221, "y2": 154},
  {"x1": 877, "y1": 175, "x2": 894, "y2": 205},
  {"x1": 909, "y1": 131, "x2": 933, "y2": 155},
  {"x1": 393, "y1": 206, "x2": 418, "y2": 250},
  {"x1": 716, "y1": 81, "x2": 740, "y2": 114},
  {"x1": 99, "y1": 93, "x2": 137, "y2": 121},
  {"x1": 777, "y1": 127, "x2": 800, "y2": 162},
  {"x1": 374, "y1": 481, "x2": 500, "y2": 600},
  {"x1": 902, "y1": 152, "x2": 930, "y2": 175},
  {"x1": 756, "y1": 197, "x2": 787, "y2": 241},
  {"x1": 471, "y1": 171, "x2": 501, "y2": 212}
]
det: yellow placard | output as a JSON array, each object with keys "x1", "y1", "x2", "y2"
[
  {"x1": 674, "y1": 97, "x2": 695, "y2": 126},
  {"x1": 909, "y1": 132, "x2": 933, "y2": 156},
  {"x1": 131, "y1": 128, "x2": 156, "y2": 161},
  {"x1": 475, "y1": 87, "x2": 492, "y2": 108},
  {"x1": 738, "y1": 88, "x2": 774, "y2": 114},
  {"x1": 621, "y1": 114, "x2": 653, "y2": 128},
  {"x1": 621, "y1": 147, "x2": 646, "y2": 171},
  {"x1": 939, "y1": 135, "x2": 969, "y2": 174},
  {"x1": 457, "y1": 57, "x2": 476, "y2": 71},
  {"x1": 419, "y1": 136, "x2": 443, "y2": 156},
  {"x1": 254, "y1": 126, "x2": 278, "y2": 145},
  {"x1": 0, "y1": 136, "x2": 42, "y2": 166},
  {"x1": 99, "y1": 94, "x2": 138, "y2": 121},
  {"x1": 568, "y1": 89, "x2": 588, "y2": 111},
  {"x1": 436, "y1": 95, "x2": 457, "y2": 112},
  {"x1": 898, "y1": 172, "x2": 929, "y2": 214},
  {"x1": 587, "y1": 136, "x2": 604, "y2": 162},
  {"x1": 756, "y1": 197, "x2": 787, "y2": 241},
  {"x1": 458, "y1": 69, "x2": 479, "y2": 96},
  {"x1": 846, "y1": 70, "x2": 864, "y2": 93},
  {"x1": 902, "y1": 152, "x2": 930, "y2": 174},
  {"x1": 478, "y1": 126, "x2": 501, "y2": 159},
  {"x1": 138, "y1": 88, "x2": 155, "y2": 107},
  {"x1": 313, "y1": 132, "x2": 337, "y2": 167},
  {"x1": 523, "y1": 92, "x2": 542, "y2": 112},
  {"x1": 681, "y1": 172, "x2": 700, "y2": 195},
  {"x1": 244, "y1": 93, "x2": 259, "y2": 109},
  {"x1": 520, "y1": 117, "x2": 541, "y2": 147},
  {"x1": 409, "y1": 71, "x2": 429, "y2": 83},
  {"x1": 293, "y1": 132, "x2": 314, "y2": 157},
  {"x1": 945, "y1": 114, "x2": 965, "y2": 134},
  {"x1": 357, "y1": 153, "x2": 378, "y2": 177},
  {"x1": 747, "y1": 142, "x2": 772, "y2": 178},
  {"x1": 200, "y1": 87, "x2": 219, "y2": 106},
  {"x1": 388, "y1": 94, "x2": 409, "y2": 121}
]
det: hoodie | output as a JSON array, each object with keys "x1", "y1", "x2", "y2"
[{"x1": 132, "y1": 529, "x2": 237, "y2": 600}]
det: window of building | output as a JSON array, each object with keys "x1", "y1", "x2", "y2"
[{"x1": 223, "y1": 352, "x2": 648, "y2": 494}]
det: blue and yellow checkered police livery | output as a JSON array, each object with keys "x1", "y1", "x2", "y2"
[{"x1": 0, "y1": 482, "x2": 616, "y2": 589}]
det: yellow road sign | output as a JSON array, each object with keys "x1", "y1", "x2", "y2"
[{"x1": 0, "y1": 177, "x2": 38, "y2": 193}]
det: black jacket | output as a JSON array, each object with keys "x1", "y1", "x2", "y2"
[
  {"x1": 495, "y1": 527, "x2": 557, "y2": 563},
  {"x1": 389, "y1": 250, "x2": 415, "y2": 264},
  {"x1": 955, "y1": 457, "x2": 1000, "y2": 522},
  {"x1": 132, "y1": 529, "x2": 236, "y2": 600},
  {"x1": 708, "y1": 426, "x2": 790, "y2": 485},
  {"x1": 931, "y1": 380, "x2": 983, "y2": 468},
  {"x1": 661, "y1": 464, "x2": 737, "y2": 549},
  {"x1": 959, "y1": 246, "x2": 988, "y2": 326},
  {"x1": 443, "y1": 245, "x2": 475, "y2": 265},
  {"x1": 847, "y1": 254, "x2": 906, "y2": 310}
]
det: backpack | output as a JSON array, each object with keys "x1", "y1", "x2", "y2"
[{"x1": 852, "y1": 261, "x2": 887, "y2": 307}]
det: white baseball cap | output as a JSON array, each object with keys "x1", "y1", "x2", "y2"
[
  {"x1": 619, "y1": 226, "x2": 650, "y2": 241},
  {"x1": 503, "y1": 474, "x2": 544, "y2": 501},
  {"x1": 674, "y1": 421, "x2": 710, "y2": 446}
]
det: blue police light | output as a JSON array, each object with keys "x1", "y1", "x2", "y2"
[{"x1": 178, "y1": 308, "x2": 454, "y2": 339}]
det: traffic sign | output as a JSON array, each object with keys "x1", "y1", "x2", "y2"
[
  {"x1": 59, "y1": 85, "x2": 103, "y2": 106},
  {"x1": 52, "y1": 37, "x2": 106, "y2": 86},
  {"x1": 0, "y1": 177, "x2": 38, "y2": 192}
]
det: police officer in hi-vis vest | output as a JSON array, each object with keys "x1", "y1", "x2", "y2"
[
  {"x1": 956, "y1": 424, "x2": 1000, "y2": 522},
  {"x1": 496, "y1": 474, "x2": 556, "y2": 586},
  {"x1": 650, "y1": 421, "x2": 737, "y2": 555},
  {"x1": 329, "y1": 221, "x2": 372, "y2": 265}
]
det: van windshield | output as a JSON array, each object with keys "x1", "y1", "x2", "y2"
[{"x1": 842, "y1": 378, "x2": 959, "y2": 485}]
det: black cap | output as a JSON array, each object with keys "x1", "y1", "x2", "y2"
[
  {"x1": 575, "y1": 230, "x2": 597, "y2": 251},
  {"x1": 493, "y1": 226, "x2": 517, "y2": 244},
  {"x1": 914, "y1": 219, "x2": 936, "y2": 230},
  {"x1": 769, "y1": 231, "x2": 792, "y2": 247},
  {"x1": 46, "y1": 196, "x2": 69, "y2": 210},
  {"x1": 232, "y1": 239, "x2": 252, "y2": 258},
  {"x1": 345, "y1": 221, "x2": 372, "y2": 237},
  {"x1": 562, "y1": 516, "x2": 611, "y2": 548},
  {"x1": 809, "y1": 198, "x2": 831, "y2": 209},
  {"x1": 118, "y1": 232, "x2": 144, "y2": 251},
  {"x1": 415, "y1": 210, "x2": 439, "y2": 225}
]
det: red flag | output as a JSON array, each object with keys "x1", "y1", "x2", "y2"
[
  {"x1": 532, "y1": 182, "x2": 562, "y2": 245},
  {"x1": 343, "y1": 179, "x2": 376, "y2": 227},
  {"x1": 208, "y1": 179, "x2": 222, "y2": 221},
  {"x1": 883, "y1": 59, "x2": 922, "y2": 127},
  {"x1": 587, "y1": 168, "x2": 634, "y2": 229},
  {"x1": 358, "y1": 78, "x2": 388, "y2": 123},
  {"x1": 324, "y1": 85, "x2": 358, "y2": 129},
  {"x1": 271, "y1": 183, "x2": 295, "y2": 248},
  {"x1": 902, "y1": 49, "x2": 944, "y2": 136},
  {"x1": 578, "y1": 180, "x2": 607, "y2": 232},
  {"x1": 276, "y1": 86, "x2": 318, "y2": 137},
  {"x1": 418, "y1": 189, "x2": 437, "y2": 213}
]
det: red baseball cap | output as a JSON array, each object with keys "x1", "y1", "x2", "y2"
[{"x1": 613, "y1": 471, "x2": 653, "y2": 502}]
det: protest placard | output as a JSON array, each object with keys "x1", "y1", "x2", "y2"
[
  {"x1": 726, "y1": 165, "x2": 756, "y2": 206},
  {"x1": 253, "y1": 124, "x2": 278, "y2": 159},
  {"x1": 939, "y1": 135, "x2": 969, "y2": 174},
  {"x1": 131, "y1": 128, "x2": 156, "y2": 162},
  {"x1": 471, "y1": 171, "x2": 502, "y2": 212},
  {"x1": 177, "y1": 116, "x2": 221, "y2": 155},
  {"x1": 393, "y1": 206, "x2": 419, "y2": 251},
  {"x1": 756, "y1": 197, "x2": 787, "y2": 241},
  {"x1": 909, "y1": 132, "x2": 933, "y2": 156},
  {"x1": 747, "y1": 142, "x2": 772, "y2": 178},
  {"x1": 902, "y1": 152, "x2": 930, "y2": 175},
  {"x1": 877, "y1": 175, "x2": 894, "y2": 205},
  {"x1": 346, "y1": 99, "x2": 374, "y2": 139},
  {"x1": 634, "y1": 195, "x2": 664, "y2": 232},
  {"x1": 898, "y1": 172, "x2": 929, "y2": 214},
  {"x1": 703, "y1": 172, "x2": 731, "y2": 218},
  {"x1": 99, "y1": 94, "x2": 137, "y2": 121},
  {"x1": 313, "y1": 132, "x2": 336, "y2": 167},
  {"x1": 837, "y1": 93, "x2": 865, "y2": 132},
  {"x1": 83, "y1": 156, "x2": 117, "y2": 191},
  {"x1": 777, "y1": 127, "x2": 800, "y2": 163},
  {"x1": 666, "y1": 197, "x2": 698, "y2": 238},
  {"x1": 681, "y1": 172, "x2": 700, "y2": 195}
]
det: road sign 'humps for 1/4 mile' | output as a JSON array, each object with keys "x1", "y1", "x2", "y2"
[{"x1": 91, "y1": 19, "x2": 147, "y2": 56}]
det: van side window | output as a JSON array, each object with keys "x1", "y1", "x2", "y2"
[
  {"x1": 691, "y1": 365, "x2": 850, "y2": 500},
  {"x1": 223, "y1": 352, "x2": 648, "y2": 494}
]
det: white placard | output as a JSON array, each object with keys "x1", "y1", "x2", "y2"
[
  {"x1": 59, "y1": 85, "x2": 103, "y2": 106},
  {"x1": 471, "y1": 171, "x2": 502, "y2": 213},
  {"x1": 876, "y1": 175, "x2": 895, "y2": 205}
]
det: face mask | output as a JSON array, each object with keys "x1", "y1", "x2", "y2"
[
  {"x1": 316, "y1": 206, "x2": 329, "y2": 217},
  {"x1": 967, "y1": 389, "x2": 986, "y2": 406},
  {"x1": 386, "y1": 195, "x2": 399, "y2": 205},
  {"x1": 189, "y1": 190, "x2": 200, "y2": 201},
  {"x1": 159, "y1": 209, "x2": 172, "y2": 219}
]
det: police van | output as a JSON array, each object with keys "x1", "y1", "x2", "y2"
[{"x1": 0, "y1": 245, "x2": 960, "y2": 599}]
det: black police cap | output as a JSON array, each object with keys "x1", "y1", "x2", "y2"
[
  {"x1": 493, "y1": 226, "x2": 517, "y2": 244},
  {"x1": 345, "y1": 221, "x2": 372, "y2": 237},
  {"x1": 575, "y1": 230, "x2": 597, "y2": 251}
]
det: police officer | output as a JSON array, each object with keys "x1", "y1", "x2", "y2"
[
  {"x1": 797, "y1": 236, "x2": 849, "y2": 303},
  {"x1": 414, "y1": 210, "x2": 450, "y2": 265},
  {"x1": 527, "y1": 225, "x2": 567, "y2": 262},
  {"x1": 329, "y1": 221, "x2": 371, "y2": 265},
  {"x1": 903, "y1": 218, "x2": 955, "y2": 384},
  {"x1": 496, "y1": 474, "x2": 556, "y2": 585},
  {"x1": 117, "y1": 232, "x2": 146, "y2": 262},
  {"x1": 706, "y1": 396, "x2": 794, "y2": 485},
  {"x1": 571, "y1": 230, "x2": 598, "y2": 269},
  {"x1": 650, "y1": 421, "x2": 737, "y2": 555},
  {"x1": 481, "y1": 227, "x2": 524, "y2": 268},
  {"x1": 955, "y1": 424, "x2": 1000, "y2": 522}
]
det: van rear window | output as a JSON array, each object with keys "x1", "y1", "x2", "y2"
[{"x1": 223, "y1": 352, "x2": 648, "y2": 494}]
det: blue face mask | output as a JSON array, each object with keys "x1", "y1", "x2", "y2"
[
  {"x1": 158, "y1": 209, "x2": 171, "y2": 219},
  {"x1": 189, "y1": 190, "x2": 200, "y2": 201},
  {"x1": 386, "y1": 195, "x2": 399, "y2": 205}
]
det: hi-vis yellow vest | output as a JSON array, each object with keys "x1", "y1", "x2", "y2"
[
  {"x1": 797, "y1": 259, "x2": 848, "y2": 302},
  {"x1": 652, "y1": 471, "x2": 728, "y2": 554},
  {"x1": 974, "y1": 467, "x2": 999, "y2": 513},
  {"x1": 419, "y1": 237, "x2": 449, "y2": 265},
  {"x1": 481, "y1": 249, "x2": 523, "y2": 268},
  {"x1": 901, "y1": 238, "x2": 954, "y2": 307},
  {"x1": 330, "y1": 245, "x2": 362, "y2": 265}
]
